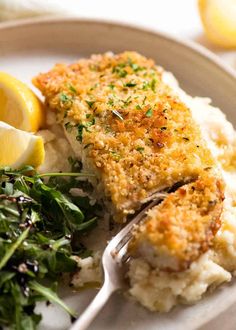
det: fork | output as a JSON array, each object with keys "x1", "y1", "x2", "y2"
[{"x1": 70, "y1": 197, "x2": 165, "y2": 330}]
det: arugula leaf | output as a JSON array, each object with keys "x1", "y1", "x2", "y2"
[
  {"x1": 29, "y1": 281, "x2": 76, "y2": 317},
  {"x1": 0, "y1": 167, "x2": 99, "y2": 329},
  {"x1": 31, "y1": 178, "x2": 84, "y2": 231},
  {"x1": 0, "y1": 227, "x2": 30, "y2": 270}
]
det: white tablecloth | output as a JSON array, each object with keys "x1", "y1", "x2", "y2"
[{"x1": 0, "y1": 0, "x2": 235, "y2": 69}]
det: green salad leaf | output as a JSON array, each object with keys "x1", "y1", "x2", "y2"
[{"x1": 0, "y1": 165, "x2": 99, "y2": 329}]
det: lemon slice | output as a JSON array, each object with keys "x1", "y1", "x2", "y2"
[
  {"x1": 0, "y1": 72, "x2": 45, "y2": 132},
  {"x1": 198, "y1": 0, "x2": 236, "y2": 48},
  {"x1": 0, "y1": 121, "x2": 45, "y2": 168}
]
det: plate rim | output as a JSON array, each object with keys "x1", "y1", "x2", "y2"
[
  {"x1": 0, "y1": 15, "x2": 235, "y2": 82},
  {"x1": 0, "y1": 16, "x2": 236, "y2": 330}
]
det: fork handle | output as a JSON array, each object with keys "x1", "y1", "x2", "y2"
[{"x1": 70, "y1": 278, "x2": 116, "y2": 330}]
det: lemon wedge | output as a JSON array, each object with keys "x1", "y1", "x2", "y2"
[
  {"x1": 198, "y1": 0, "x2": 236, "y2": 48},
  {"x1": 0, "y1": 72, "x2": 45, "y2": 132},
  {"x1": 0, "y1": 121, "x2": 45, "y2": 168}
]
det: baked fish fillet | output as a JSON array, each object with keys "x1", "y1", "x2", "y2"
[
  {"x1": 128, "y1": 172, "x2": 224, "y2": 270},
  {"x1": 34, "y1": 51, "x2": 224, "y2": 270}
]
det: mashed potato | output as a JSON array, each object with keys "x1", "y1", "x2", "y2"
[
  {"x1": 37, "y1": 112, "x2": 74, "y2": 174},
  {"x1": 71, "y1": 252, "x2": 102, "y2": 287},
  {"x1": 38, "y1": 70, "x2": 236, "y2": 313}
]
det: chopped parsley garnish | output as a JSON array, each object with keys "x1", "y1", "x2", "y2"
[
  {"x1": 105, "y1": 126, "x2": 111, "y2": 134},
  {"x1": 108, "y1": 98, "x2": 114, "y2": 106},
  {"x1": 85, "y1": 100, "x2": 95, "y2": 109},
  {"x1": 110, "y1": 151, "x2": 121, "y2": 161},
  {"x1": 127, "y1": 58, "x2": 144, "y2": 72},
  {"x1": 76, "y1": 124, "x2": 86, "y2": 142},
  {"x1": 136, "y1": 147, "x2": 144, "y2": 153},
  {"x1": 150, "y1": 78, "x2": 157, "y2": 92},
  {"x1": 68, "y1": 84, "x2": 77, "y2": 94},
  {"x1": 87, "y1": 118, "x2": 95, "y2": 127},
  {"x1": 183, "y1": 137, "x2": 190, "y2": 141},
  {"x1": 131, "y1": 63, "x2": 143, "y2": 72},
  {"x1": 142, "y1": 96, "x2": 147, "y2": 105},
  {"x1": 118, "y1": 70, "x2": 127, "y2": 78},
  {"x1": 108, "y1": 83, "x2": 115, "y2": 90},
  {"x1": 60, "y1": 93, "x2": 72, "y2": 103},
  {"x1": 113, "y1": 59, "x2": 145, "y2": 77},
  {"x1": 124, "y1": 81, "x2": 137, "y2": 88},
  {"x1": 84, "y1": 143, "x2": 94, "y2": 149},
  {"x1": 160, "y1": 127, "x2": 167, "y2": 131},
  {"x1": 142, "y1": 79, "x2": 157, "y2": 92},
  {"x1": 142, "y1": 81, "x2": 149, "y2": 90},
  {"x1": 112, "y1": 110, "x2": 124, "y2": 121},
  {"x1": 136, "y1": 105, "x2": 142, "y2": 110},
  {"x1": 145, "y1": 108, "x2": 153, "y2": 117},
  {"x1": 130, "y1": 63, "x2": 139, "y2": 71},
  {"x1": 122, "y1": 96, "x2": 132, "y2": 107},
  {"x1": 90, "y1": 83, "x2": 98, "y2": 91},
  {"x1": 64, "y1": 122, "x2": 74, "y2": 132},
  {"x1": 76, "y1": 119, "x2": 95, "y2": 142},
  {"x1": 112, "y1": 64, "x2": 128, "y2": 78},
  {"x1": 117, "y1": 62, "x2": 126, "y2": 68}
]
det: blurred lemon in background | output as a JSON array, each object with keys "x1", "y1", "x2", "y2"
[
  {"x1": 0, "y1": 72, "x2": 45, "y2": 132},
  {"x1": 198, "y1": 0, "x2": 236, "y2": 48}
]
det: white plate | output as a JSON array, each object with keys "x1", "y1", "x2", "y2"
[{"x1": 0, "y1": 17, "x2": 236, "y2": 330}]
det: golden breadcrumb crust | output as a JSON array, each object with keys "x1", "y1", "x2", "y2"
[
  {"x1": 33, "y1": 51, "x2": 217, "y2": 221},
  {"x1": 129, "y1": 172, "x2": 224, "y2": 271}
]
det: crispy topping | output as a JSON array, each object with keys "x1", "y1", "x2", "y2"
[
  {"x1": 129, "y1": 173, "x2": 224, "y2": 271},
  {"x1": 34, "y1": 51, "x2": 217, "y2": 220}
]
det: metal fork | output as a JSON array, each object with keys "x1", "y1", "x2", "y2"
[{"x1": 70, "y1": 197, "x2": 165, "y2": 330}]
